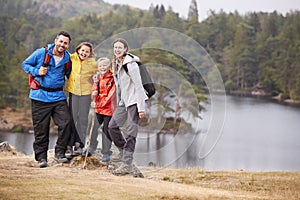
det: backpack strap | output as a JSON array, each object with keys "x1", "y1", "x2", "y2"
[
  {"x1": 123, "y1": 64, "x2": 128, "y2": 74},
  {"x1": 43, "y1": 46, "x2": 51, "y2": 67},
  {"x1": 29, "y1": 46, "x2": 50, "y2": 88},
  {"x1": 123, "y1": 53, "x2": 135, "y2": 74}
]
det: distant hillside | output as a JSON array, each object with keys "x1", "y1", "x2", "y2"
[
  {"x1": 28, "y1": 0, "x2": 112, "y2": 18},
  {"x1": 0, "y1": 0, "x2": 134, "y2": 19}
]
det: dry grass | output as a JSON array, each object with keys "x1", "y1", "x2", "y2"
[
  {"x1": 153, "y1": 168, "x2": 300, "y2": 199},
  {"x1": 0, "y1": 152, "x2": 299, "y2": 200}
]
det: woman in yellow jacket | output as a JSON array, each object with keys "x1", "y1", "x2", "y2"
[{"x1": 67, "y1": 42, "x2": 99, "y2": 156}]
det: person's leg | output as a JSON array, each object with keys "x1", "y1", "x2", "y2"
[
  {"x1": 71, "y1": 94, "x2": 83, "y2": 143},
  {"x1": 77, "y1": 95, "x2": 92, "y2": 146},
  {"x1": 52, "y1": 100, "x2": 72, "y2": 158},
  {"x1": 101, "y1": 115, "x2": 113, "y2": 156},
  {"x1": 96, "y1": 113, "x2": 104, "y2": 150},
  {"x1": 122, "y1": 105, "x2": 139, "y2": 165},
  {"x1": 112, "y1": 105, "x2": 139, "y2": 176},
  {"x1": 67, "y1": 93, "x2": 83, "y2": 147},
  {"x1": 31, "y1": 100, "x2": 52, "y2": 162},
  {"x1": 108, "y1": 106, "x2": 127, "y2": 150}
]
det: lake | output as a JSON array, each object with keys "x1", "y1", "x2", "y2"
[{"x1": 1, "y1": 95, "x2": 300, "y2": 172}]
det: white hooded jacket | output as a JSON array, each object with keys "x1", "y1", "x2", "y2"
[{"x1": 114, "y1": 53, "x2": 148, "y2": 112}]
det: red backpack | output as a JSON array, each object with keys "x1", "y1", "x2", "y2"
[{"x1": 28, "y1": 46, "x2": 71, "y2": 90}]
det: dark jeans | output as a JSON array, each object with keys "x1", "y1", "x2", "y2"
[
  {"x1": 31, "y1": 99, "x2": 71, "y2": 161},
  {"x1": 108, "y1": 105, "x2": 139, "y2": 165},
  {"x1": 96, "y1": 113, "x2": 112, "y2": 155}
]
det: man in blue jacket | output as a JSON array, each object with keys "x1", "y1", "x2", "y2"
[{"x1": 22, "y1": 31, "x2": 72, "y2": 168}]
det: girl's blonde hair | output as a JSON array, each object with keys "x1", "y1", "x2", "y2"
[{"x1": 75, "y1": 42, "x2": 95, "y2": 57}]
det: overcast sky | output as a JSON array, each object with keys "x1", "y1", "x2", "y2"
[{"x1": 105, "y1": 0, "x2": 300, "y2": 21}]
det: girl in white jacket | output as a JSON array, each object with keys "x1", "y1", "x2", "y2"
[{"x1": 109, "y1": 38, "x2": 148, "y2": 176}]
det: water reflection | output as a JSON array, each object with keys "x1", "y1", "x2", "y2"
[
  {"x1": 0, "y1": 132, "x2": 57, "y2": 155},
  {"x1": 135, "y1": 131, "x2": 204, "y2": 168}
]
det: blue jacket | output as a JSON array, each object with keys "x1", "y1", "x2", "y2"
[{"x1": 22, "y1": 44, "x2": 71, "y2": 103}]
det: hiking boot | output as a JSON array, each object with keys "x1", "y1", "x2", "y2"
[
  {"x1": 73, "y1": 142, "x2": 82, "y2": 156},
  {"x1": 131, "y1": 164, "x2": 144, "y2": 178},
  {"x1": 65, "y1": 146, "x2": 73, "y2": 159},
  {"x1": 102, "y1": 154, "x2": 110, "y2": 162},
  {"x1": 38, "y1": 159, "x2": 47, "y2": 168},
  {"x1": 112, "y1": 163, "x2": 133, "y2": 176},
  {"x1": 54, "y1": 154, "x2": 69, "y2": 163},
  {"x1": 111, "y1": 151, "x2": 122, "y2": 162}
]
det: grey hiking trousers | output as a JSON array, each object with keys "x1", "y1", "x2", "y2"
[
  {"x1": 69, "y1": 93, "x2": 99, "y2": 152},
  {"x1": 108, "y1": 105, "x2": 139, "y2": 165}
]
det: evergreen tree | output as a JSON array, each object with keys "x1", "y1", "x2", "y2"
[
  {"x1": 231, "y1": 23, "x2": 257, "y2": 89},
  {"x1": 188, "y1": 0, "x2": 199, "y2": 22},
  {"x1": 0, "y1": 39, "x2": 10, "y2": 107}
]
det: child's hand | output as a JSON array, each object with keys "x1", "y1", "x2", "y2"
[
  {"x1": 91, "y1": 91, "x2": 98, "y2": 97},
  {"x1": 90, "y1": 101, "x2": 96, "y2": 108},
  {"x1": 92, "y1": 74, "x2": 99, "y2": 83}
]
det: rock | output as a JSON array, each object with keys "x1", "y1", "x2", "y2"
[
  {"x1": 0, "y1": 141, "x2": 16, "y2": 153},
  {"x1": 0, "y1": 119, "x2": 14, "y2": 131}
]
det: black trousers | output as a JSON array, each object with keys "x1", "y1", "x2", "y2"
[
  {"x1": 31, "y1": 99, "x2": 71, "y2": 161},
  {"x1": 96, "y1": 113, "x2": 112, "y2": 155}
]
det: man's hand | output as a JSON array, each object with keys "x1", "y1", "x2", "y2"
[{"x1": 38, "y1": 66, "x2": 47, "y2": 76}]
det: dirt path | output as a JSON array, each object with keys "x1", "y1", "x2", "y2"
[{"x1": 0, "y1": 151, "x2": 299, "y2": 200}]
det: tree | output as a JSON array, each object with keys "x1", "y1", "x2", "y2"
[
  {"x1": 161, "y1": 10, "x2": 185, "y2": 32},
  {"x1": 230, "y1": 23, "x2": 257, "y2": 89},
  {"x1": 0, "y1": 39, "x2": 10, "y2": 107},
  {"x1": 188, "y1": 0, "x2": 199, "y2": 22}
]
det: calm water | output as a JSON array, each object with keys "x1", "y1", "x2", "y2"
[{"x1": 1, "y1": 95, "x2": 300, "y2": 171}]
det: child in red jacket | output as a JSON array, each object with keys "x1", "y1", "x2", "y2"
[{"x1": 91, "y1": 57, "x2": 116, "y2": 162}]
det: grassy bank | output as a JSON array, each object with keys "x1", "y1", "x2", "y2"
[{"x1": 0, "y1": 152, "x2": 299, "y2": 200}]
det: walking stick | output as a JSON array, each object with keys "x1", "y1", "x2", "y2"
[{"x1": 82, "y1": 107, "x2": 95, "y2": 169}]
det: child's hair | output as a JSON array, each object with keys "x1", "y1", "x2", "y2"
[
  {"x1": 97, "y1": 57, "x2": 111, "y2": 67},
  {"x1": 75, "y1": 42, "x2": 95, "y2": 57}
]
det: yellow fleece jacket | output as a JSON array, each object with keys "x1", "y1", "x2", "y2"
[{"x1": 67, "y1": 53, "x2": 98, "y2": 95}]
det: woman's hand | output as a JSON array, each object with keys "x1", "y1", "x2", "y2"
[{"x1": 139, "y1": 112, "x2": 145, "y2": 119}]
